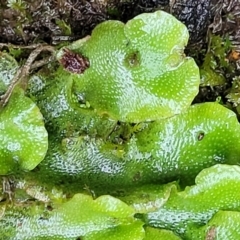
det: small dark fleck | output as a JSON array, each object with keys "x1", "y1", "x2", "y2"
[
  {"x1": 60, "y1": 48, "x2": 90, "y2": 74},
  {"x1": 125, "y1": 51, "x2": 140, "y2": 67},
  {"x1": 47, "y1": 205, "x2": 53, "y2": 211},
  {"x1": 133, "y1": 171, "x2": 142, "y2": 182},
  {"x1": 198, "y1": 132, "x2": 205, "y2": 141}
]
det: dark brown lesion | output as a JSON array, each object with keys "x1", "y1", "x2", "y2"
[{"x1": 59, "y1": 48, "x2": 90, "y2": 74}]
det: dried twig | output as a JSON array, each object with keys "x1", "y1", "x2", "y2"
[
  {"x1": 0, "y1": 43, "x2": 42, "y2": 50},
  {"x1": 0, "y1": 44, "x2": 55, "y2": 107}
]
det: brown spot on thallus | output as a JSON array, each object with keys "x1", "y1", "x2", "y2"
[
  {"x1": 129, "y1": 53, "x2": 138, "y2": 66},
  {"x1": 205, "y1": 226, "x2": 216, "y2": 240},
  {"x1": 47, "y1": 205, "x2": 53, "y2": 211},
  {"x1": 60, "y1": 48, "x2": 90, "y2": 74},
  {"x1": 198, "y1": 132, "x2": 205, "y2": 141}
]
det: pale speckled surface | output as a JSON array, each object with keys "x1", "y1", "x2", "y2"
[
  {"x1": 33, "y1": 68, "x2": 116, "y2": 138},
  {"x1": 68, "y1": 11, "x2": 200, "y2": 122},
  {"x1": 39, "y1": 102, "x2": 240, "y2": 189},
  {"x1": 130, "y1": 102, "x2": 240, "y2": 182},
  {"x1": 143, "y1": 164, "x2": 240, "y2": 237}
]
